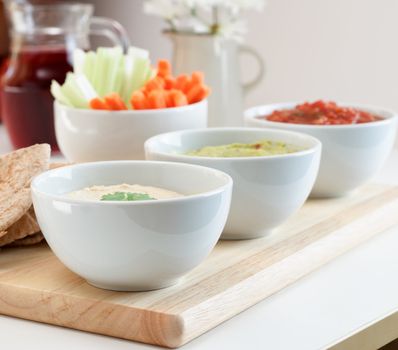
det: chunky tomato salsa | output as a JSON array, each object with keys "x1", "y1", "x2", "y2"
[{"x1": 263, "y1": 100, "x2": 382, "y2": 125}]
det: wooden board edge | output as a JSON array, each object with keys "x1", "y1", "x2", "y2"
[
  {"x1": 176, "y1": 197, "x2": 398, "y2": 346},
  {"x1": 0, "y1": 284, "x2": 185, "y2": 348},
  {"x1": 147, "y1": 187, "x2": 398, "y2": 315}
]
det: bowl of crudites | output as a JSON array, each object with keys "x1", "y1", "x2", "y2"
[
  {"x1": 145, "y1": 127, "x2": 321, "y2": 240},
  {"x1": 245, "y1": 100, "x2": 397, "y2": 197},
  {"x1": 52, "y1": 47, "x2": 210, "y2": 162},
  {"x1": 31, "y1": 160, "x2": 232, "y2": 291}
]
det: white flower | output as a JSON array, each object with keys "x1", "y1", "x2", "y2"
[
  {"x1": 174, "y1": 16, "x2": 210, "y2": 33},
  {"x1": 143, "y1": 0, "x2": 266, "y2": 40},
  {"x1": 217, "y1": 18, "x2": 248, "y2": 41},
  {"x1": 143, "y1": 0, "x2": 190, "y2": 20}
]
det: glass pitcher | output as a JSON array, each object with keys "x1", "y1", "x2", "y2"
[{"x1": 1, "y1": 2, "x2": 130, "y2": 151}]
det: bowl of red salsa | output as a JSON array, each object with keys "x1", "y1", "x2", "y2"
[
  {"x1": 264, "y1": 100, "x2": 383, "y2": 125},
  {"x1": 245, "y1": 100, "x2": 397, "y2": 197}
]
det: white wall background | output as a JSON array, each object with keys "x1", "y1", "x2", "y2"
[{"x1": 87, "y1": 0, "x2": 398, "y2": 112}]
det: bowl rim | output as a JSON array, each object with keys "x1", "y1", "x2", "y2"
[
  {"x1": 144, "y1": 127, "x2": 322, "y2": 162},
  {"x1": 244, "y1": 101, "x2": 398, "y2": 130},
  {"x1": 54, "y1": 98, "x2": 207, "y2": 116},
  {"x1": 31, "y1": 160, "x2": 233, "y2": 205}
]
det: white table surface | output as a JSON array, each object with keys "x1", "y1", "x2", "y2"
[{"x1": 1, "y1": 126, "x2": 398, "y2": 350}]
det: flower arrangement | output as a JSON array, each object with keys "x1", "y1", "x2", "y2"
[{"x1": 143, "y1": 0, "x2": 266, "y2": 40}]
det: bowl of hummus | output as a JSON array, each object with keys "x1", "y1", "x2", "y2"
[
  {"x1": 31, "y1": 160, "x2": 232, "y2": 291},
  {"x1": 145, "y1": 127, "x2": 321, "y2": 240},
  {"x1": 244, "y1": 102, "x2": 398, "y2": 197},
  {"x1": 67, "y1": 184, "x2": 183, "y2": 202}
]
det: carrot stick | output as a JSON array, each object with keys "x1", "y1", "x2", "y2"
[
  {"x1": 183, "y1": 78, "x2": 196, "y2": 94},
  {"x1": 130, "y1": 91, "x2": 149, "y2": 110},
  {"x1": 148, "y1": 90, "x2": 167, "y2": 109},
  {"x1": 175, "y1": 74, "x2": 190, "y2": 92},
  {"x1": 186, "y1": 84, "x2": 201, "y2": 104},
  {"x1": 104, "y1": 93, "x2": 127, "y2": 110},
  {"x1": 196, "y1": 86, "x2": 210, "y2": 103},
  {"x1": 139, "y1": 87, "x2": 148, "y2": 97},
  {"x1": 157, "y1": 59, "x2": 172, "y2": 78},
  {"x1": 191, "y1": 71, "x2": 204, "y2": 84},
  {"x1": 144, "y1": 76, "x2": 165, "y2": 92},
  {"x1": 103, "y1": 97, "x2": 119, "y2": 110},
  {"x1": 164, "y1": 76, "x2": 176, "y2": 90},
  {"x1": 165, "y1": 90, "x2": 174, "y2": 107},
  {"x1": 134, "y1": 65, "x2": 209, "y2": 108},
  {"x1": 90, "y1": 97, "x2": 108, "y2": 110},
  {"x1": 186, "y1": 84, "x2": 210, "y2": 104},
  {"x1": 112, "y1": 93, "x2": 128, "y2": 110},
  {"x1": 169, "y1": 90, "x2": 188, "y2": 107}
]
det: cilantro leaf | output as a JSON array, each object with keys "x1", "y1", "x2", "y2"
[{"x1": 100, "y1": 192, "x2": 155, "y2": 201}]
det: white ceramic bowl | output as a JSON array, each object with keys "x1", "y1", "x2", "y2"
[
  {"x1": 54, "y1": 100, "x2": 207, "y2": 162},
  {"x1": 145, "y1": 128, "x2": 321, "y2": 240},
  {"x1": 245, "y1": 102, "x2": 398, "y2": 197},
  {"x1": 31, "y1": 161, "x2": 232, "y2": 291}
]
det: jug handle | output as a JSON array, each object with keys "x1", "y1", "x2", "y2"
[
  {"x1": 89, "y1": 17, "x2": 130, "y2": 52},
  {"x1": 239, "y1": 45, "x2": 265, "y2": 96}
]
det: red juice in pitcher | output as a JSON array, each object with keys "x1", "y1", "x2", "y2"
[
  {"x1": 1, "y1": 46, "x2": 72, "y2": 151},
  {"x1": 1, "y1": 2, "x2": 129, "y2": 151}
]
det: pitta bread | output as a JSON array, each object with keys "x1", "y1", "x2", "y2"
[
  {"x1": 0, "y1": 207, "x2": 40, "y2": 247},
  {"x1": 9, "y1": 232, "x2": 44, "y2": 246},
  {"x1": 0, "y1": 144, "x2": 50, "y2": 232}
]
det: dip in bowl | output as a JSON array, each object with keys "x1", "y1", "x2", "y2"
[
  {"x1": 145, "y1": 128, "x2": 321, "y2": 240},
  {"x1": 245, "y1": 101, "x2": 397, "y2": 197},
  {"x1": 31, "y1": 161, "x2": 232, "y2": 291}
]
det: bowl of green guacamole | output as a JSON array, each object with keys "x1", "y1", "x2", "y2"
[
  {"x1": 185, "y1": 140, "x2": 301, "y2": 158},
  {"x1": 145, "y1": 127, "x2": 322, "y2": 240}
]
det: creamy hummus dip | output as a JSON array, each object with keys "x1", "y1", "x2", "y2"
[
  {"x1": 68, "y1": 184, "x2": 183, "y2": 201},
  {"x1": 185, "y1": 140, "x2": 301, "y2": 158}
]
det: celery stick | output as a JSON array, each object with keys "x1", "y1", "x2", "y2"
[
  {"x1": 51, "y1": 81, "x2": 72, "y2": 107},
  {"x1": 104, "y1": 47, "x2": 123, "y2": 95},
  {"x1": 92, "y1": 47, "x2": 123, "y2": 97},
  {"x1": 121, "y1": 49, "x2": 135, "y2": 104},
  {"x1": 53, "y1": 46, "x2": 153, "y2": 109},
  {"x1": 131, "y1": 59, "x2": 152, "y2": 92},
  {"x1": 60, "y1": 81, "x2": 87, "y2": 108},
  {"x1": 74, "y1": 74, "x2": 98, "y2": 101},
  {"x1": 91, "y1": 48, "x2": 107, "y2": 96},
  {"x1": 113, "y1": 56, "x2": 125, "y2": 97},
  {"x1": 83, "y1": 51, "x2": 96, "y2": 84},
  {"x1": 59, "y1": 73, "x2": 97, "y2": 108},
  {"x1": 121, "y1": 47, "x2": 151, "y2": 104},
  {"x1": 146, "y1": 66, "x2": 156, "y2": 80},
  {"x1": 129, "y1": 46, "x2": 149, "y2": 60},
  {"x1": 73, "y1": 49, "x2": 86, "y2": 75}
]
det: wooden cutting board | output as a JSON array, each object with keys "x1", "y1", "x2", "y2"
[{"x1": 1, "y1": 184, "x2": 398, "y2": 348}]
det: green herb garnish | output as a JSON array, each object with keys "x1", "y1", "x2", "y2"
[{"x1": 100, "y1": 192, "x2": 155, "y2": 201}]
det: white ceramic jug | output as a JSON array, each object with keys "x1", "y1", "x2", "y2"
[{"x1": 168, "y1": 32, "x2": 265, "y2": 127}]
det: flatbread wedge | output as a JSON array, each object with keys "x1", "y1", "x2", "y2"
[
  {"x1": 0, "y1": 207, "x2": 40, "y2": 247},
  {"x1": 9, "y1": 232, "x2": 44, "y2": 246},
  {"x1": 0, "y1": 144, "x2": 50, "y2": 233}
]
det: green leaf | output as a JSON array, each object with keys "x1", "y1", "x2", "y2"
[{"x1": 100, "y1": 192, "x2": 155, "y2": 201}]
